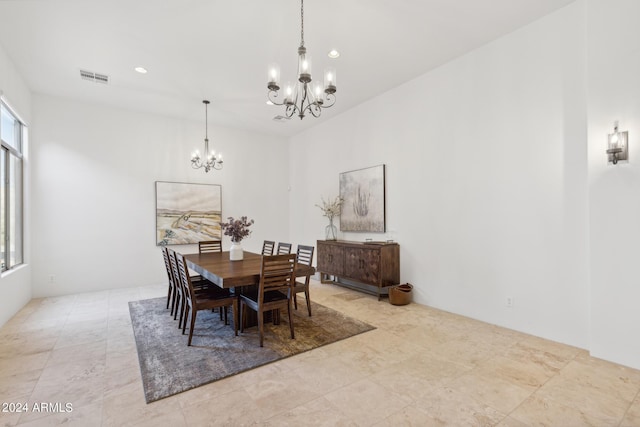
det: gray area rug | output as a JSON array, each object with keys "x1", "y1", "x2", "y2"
[{"x1": 129, "y1": 297, "x2": 375, "y2": 403}]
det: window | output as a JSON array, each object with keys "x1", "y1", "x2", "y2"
[{"x1": 1, "y1": 100, "x2": 24, "y2": 272}]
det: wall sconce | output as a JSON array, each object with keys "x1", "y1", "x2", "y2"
[{"x1": 607, "y1": 121, "x2": 629, "y2": 165}]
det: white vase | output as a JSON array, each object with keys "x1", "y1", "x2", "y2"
[{"x1": 229, "y1": 241, "x2": 243, "y2": 261}]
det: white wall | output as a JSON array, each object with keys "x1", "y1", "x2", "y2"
[
  {"x1": 31, "y1": 94, "x2": 289, "y2": 297},
  {"x1": 290, "y1": 2, "x2": 590, "y2": 349},
  {"x1": 9, "y1": 0, "x2": 640, "y2": 370},
  {"x1": 0, "y1": 40, "x2": 32, "y2": 327},
  {"x1": 587, "y1": 0, "x2": 640, "y2": 369}
]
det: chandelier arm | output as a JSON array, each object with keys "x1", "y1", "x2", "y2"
[
  {"x1": 303, "y1": 102, "x2": 322, "y2": 118},
  {"x1": 300, "y1": 83, "x2": 309, "y2": 109},
  {"x1": 321, "y1": 93, "x2": 337, "y2": 108},
  {"x1": 308, "y1": 107, "x2": 320, "y2": 118},
  {"x1": 295, "y1": 84, "x2": 311, "y2": 119},
  {"x1": 268, "y1": 90, "x2": 286, "y2": 106},
  {"x1": 285, "y1": 104, "x2": 297, "y2": 118}
]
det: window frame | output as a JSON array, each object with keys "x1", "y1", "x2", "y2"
[{"x1": 0, "y1": 97, "x2": 25, "y2": 273}]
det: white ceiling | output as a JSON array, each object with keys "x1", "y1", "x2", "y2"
[{"x1": 0, "y1": 0, "x2": 575, "y2": 137}]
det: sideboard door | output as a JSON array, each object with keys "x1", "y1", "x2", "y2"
[
  {"x1": 317, "y1": 241, "x2": 345, "y2": 276},
  {"x1": 344, "y1": 248, "x2": 380, "y2": 285}
]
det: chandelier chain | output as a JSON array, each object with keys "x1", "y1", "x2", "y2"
[
  {"x1": 300, "y1": 0, "x2": 304, "y2": 46},
  {"x1": 204, "y1": 101, "x2": 208, "y2": 140}
]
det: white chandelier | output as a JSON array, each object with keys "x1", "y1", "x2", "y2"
[
  {"x1": 191, "y1": 100, "x2": 223, "y2": 172},
  {"x1": 267, "y1": 0, "x2": 337, "y2": 120}
]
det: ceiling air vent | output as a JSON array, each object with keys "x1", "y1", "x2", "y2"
[
  {"x1": 272, "y1": 115, "x2": 291, "y2": 123},
  {"x1": 80, "y1": 69, "x2": 109, "y2": 84}
]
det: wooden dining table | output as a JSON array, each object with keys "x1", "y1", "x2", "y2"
[
  {"x1": 183, "y1": 250, "x2": 315, "y2": 326},
  {"x1": 183, "y1": 250, "x2": 315, "y2": 290}
]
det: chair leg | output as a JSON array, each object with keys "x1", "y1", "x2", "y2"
[
  {"x1": 166, "y1": 285, "x2": 171, "y2": 309},
  {"x1": 293, "y1": 294, "x2": 298, "y2": 310},
  {"x1": 170, "y1": 286, "x2": 178, "y2": 316},
  {"x1": 258, "y1": 309, "x2": 264, "y2": 347},
  {"x1": 224, "y1": 307, "x2": 228, "y2": 325},
  {"x1": 187, "y1": 310, "x2": 197, "y2": 346},
  {"x1": 174, "y1": 294, "x2": 181, "y2": 320},
  {"x1": 182, "y1": 299, "x2": 190, "y2": 330},
  {"x1": 181, "y1": 309, "x2": 188, "y2": 334},
  {"x1": 232, "y1": 301, "x2": 238, "y2": 336},
  {"x1": 287, "y1": 301, "x2": 295, "y2": 340},
  {"x1": 305, "y1": 289, "x2": 312, "y2": 316},
  {"x1": 178, "y1": 297, "x2": 186, "y2": 330},
  {"x1": 240, "y1": 301, "x2": 245, "y2": 333}
]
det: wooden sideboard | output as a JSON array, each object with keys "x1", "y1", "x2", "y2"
[{"x1": 317, "y1": 240, "x2": 400, "y2": 300}]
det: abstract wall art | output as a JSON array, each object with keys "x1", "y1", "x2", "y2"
[
  {"x1": 155, "y1": 181, "x2": 222, "y2": 245},
  {"x1": 339, "y1": 164, "x2": 386, "y2": 232}
]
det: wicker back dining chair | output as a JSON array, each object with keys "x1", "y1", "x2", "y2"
[
  {"x1": 261, "y1": 240, "x2": 275, "y2": 256},
  {"x1": 175, "y1": 252, "x2": 238, "y2": 346},
  {"x1": 239, "y1": 253, "x2": 297, "y2": 347},
  {"x1": 293, "y1": 245, "x2": 315, "y2": 316}
]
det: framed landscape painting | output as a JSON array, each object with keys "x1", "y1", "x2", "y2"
[
  {"x1": 155, "y1": 181, "x2": 222, "y2": 245},
  {"x1": 339, "y1": 164, "x2": 386, "y2": 232}
]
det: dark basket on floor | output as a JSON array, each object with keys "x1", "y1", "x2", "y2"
[{"x1": 388, "y1": 283, "x2": 413, "y2": 305}]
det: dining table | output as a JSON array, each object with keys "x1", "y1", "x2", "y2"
[
  {"x1": 183, "y1": 250, "x2": 315, "y2": 289},
  {"x1": 182, "y1": 250, "x2": 315, "y2": 326}
]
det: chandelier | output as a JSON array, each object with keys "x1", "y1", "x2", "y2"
[
  {"x1": 191, "y1": 100, "x2": 223, "y2": 172},
  {"x1": 267, "y1": 0, "x2": 337, "y2": 120}
]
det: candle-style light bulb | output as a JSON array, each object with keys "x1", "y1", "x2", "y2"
[
  {"x1": 324, "y1": 67, "x2": 337, "y2": 94},
  {"x1": 267, "y1": 63, "x2": 280, "y2": 90}
]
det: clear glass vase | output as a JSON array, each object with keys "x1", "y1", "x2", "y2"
[{"x1": 325, "y1": 218, "x2": 338, "y2": 241}]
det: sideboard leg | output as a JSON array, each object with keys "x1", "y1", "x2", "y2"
[{"x1": 320, "y1": 273, "x2": 333, "y2": 284}]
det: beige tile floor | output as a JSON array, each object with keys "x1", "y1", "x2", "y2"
[{"x1": 1, "y1": 280, "x2": 639, "y2": 426}]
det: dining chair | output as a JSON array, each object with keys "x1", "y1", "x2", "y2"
[
  {"x1": 197, "y1": 240, "x2": 224, "y2": 319},
  {"x1": 293, "y1": 245, "x2": 315, "y2": 316},
  {"x1": 261, "y1": 240, "x2": 275, "y2": 256},
  {"x1": 161, "y1": 247, "x2": 179, "y2": 316},
  {"x1": 199, "y1": 240, "x2": 222, "y2": 253},
  {"x1": 276, "y1": 242, "x2": 292, "y2": 255},
  {"x1": 167, "y1": 248, "x2": 187, "y2": 325},
  {"x1": 175, "y1": 252, "x2": 238, "y2": 346},
  {"x1": 191, "y1": 240, "x2": 222, "y2": 280},
  {"x1": 240, "y1": 253, "x2": 297, "y2": 347},
  {"x1": 170, "y1": 249, "x2": 229, "y2": 328}
]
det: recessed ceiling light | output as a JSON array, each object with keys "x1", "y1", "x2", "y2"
[
  {"x1": 328, "y1": 49, "x2": 340, "y2": 59},
  {"x1": 134, "y1": 66, "x2": 148, "y2": 74}
]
